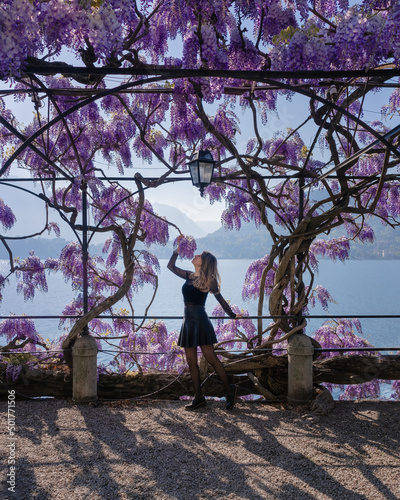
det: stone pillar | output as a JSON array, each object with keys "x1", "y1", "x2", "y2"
[
  {"x1": 72, "y1": 335, "x2": 98, "y2": 404},
  {"x1": 287, "y1": 333, "x2": 314, "y2": 404}
]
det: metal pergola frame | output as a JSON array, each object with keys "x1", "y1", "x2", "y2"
[{"x1": 1, "y1": 67, "x2": 400, "y2": 352}]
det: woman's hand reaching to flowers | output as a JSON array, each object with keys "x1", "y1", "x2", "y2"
[{"x1": 173, "y1": 234, "x2": 197, "y2": 259}]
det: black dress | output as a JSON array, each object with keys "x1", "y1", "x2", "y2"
[{"x1": 167, "y1": 253, "x2": 236, "y2": 347}]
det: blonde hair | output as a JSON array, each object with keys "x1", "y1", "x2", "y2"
[{"x1": 193, "y1": 251, "x2": 221, "y2": 292}]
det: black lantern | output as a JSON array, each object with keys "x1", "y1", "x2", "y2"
[{"x1": 188, "y1": 149, "x2": 216, "y2": 197}]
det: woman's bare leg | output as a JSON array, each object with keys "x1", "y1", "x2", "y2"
[
  {"x1": 184, "y1": 347, "x2": 202, "y2": 398},
  {"x1": 200, "y1": 344, "x2": 232, "y2": 396}
]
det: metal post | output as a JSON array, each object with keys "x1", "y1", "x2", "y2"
[
  {"x1": 81, "y1": 180, "x2": 89, "y2": 335},
  {"x1": 297, "y1": 173, "x2": 305, "y2": 329}
]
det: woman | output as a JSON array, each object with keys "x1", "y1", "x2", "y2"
[{"x1": 168, "y1": 249, "x2": 241, "y2": 411}]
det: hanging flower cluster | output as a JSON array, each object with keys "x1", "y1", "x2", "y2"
[
  {"x1": 242, "y1": 255, "x2": 276, "y2": 301},
  {"x1": 116, "y1": 320, "x2": 186, "y2": 374},
  {"x1": 213, "y1": 304, "x2": 256, "y2": 351},
  {"x1": 0, "y1": 198, "x2": 16, "y2": 230},
  {"x1": 173, "y1": 235, "x2": 197, "y2": 259},
  {"x1": 14, "y1": 252, "x2": 59, "y2": 301},
  {"x1": 309, "y1": 237, "x2": 351, "y2": 271}
]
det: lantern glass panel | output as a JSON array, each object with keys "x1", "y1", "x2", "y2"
[
  {"x1": 198, "y1": 162, "x2": 213, "y2": 184},
  {"x1": 189, "y1": 164, "x2": 200, "y2": 185}
]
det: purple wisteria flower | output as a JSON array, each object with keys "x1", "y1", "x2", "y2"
[
  {"x1": 173, "y1": 235, "x2": 197, "y2": 259},
  {"x1": 0, "y1": 317, "x2": 42, "y2": 344},
  {"x1": 213, "y1": 304, "x2": 255, "y2": 352},
  {"x1": 308, "y1": 285, "x2": 336, "y2": 312},
  {"x1": 314, "y1": 319, "x2": 357, "y2": 352},
  {"x1": 97, "y1": 363, "x2": 111, "y2": 378},
  {"x1": 312, "y1": 317, "x2": 399, "y2": 401},
  {"x1": 116, "y1": 320, "x2": 186, "y2": 374},
  {"x1": 391, "y1": 380, "x2": 400, "y2": 400},
  {"x1": 339, "y1": 380, "x2": 382, "y2": 401},
  {"x1": 15, "y1": 252, "x2": 50, "y2": 301},
  {"x1": 242, "y1": 255, "x2": 276, "y2": 301},
  {"x1": 310, "y1": 237, "x2": 351, "y2": 270},
  {"x1": 0, "y1": 274, "x2": 6, "y2": 302},
  {"x1": 5, "y1": 363, "x2": 22, "y2": 382},
  {"x1": 0, "y1": 198, "x2": 16, "y2": 230}
]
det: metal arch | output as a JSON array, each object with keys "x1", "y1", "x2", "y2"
[
  {"x1": 0, "y1": 75, "x2": 169, "y2": 177},
  {"x1": 1, "y1": 69, "x2": 400, "y2": 179}
]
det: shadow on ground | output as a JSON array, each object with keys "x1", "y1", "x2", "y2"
[{"x1": 0, "y1": 399, "x2": 399, "y2": 499}]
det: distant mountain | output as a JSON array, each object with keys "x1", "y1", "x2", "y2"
[
  {"x1": 195, "y1": 222, "x2": 272, "y2": 259},
  {"x1": 1, "y1": 210, "x2": 399, "y2": 261},
  {"x1": 187, "y1": 216, "x2": 400, "y2": 260},
  {"x1": 0, "y1": 204, "x2": 219, "y2": 260},
  {"x1": 152, "y1": 202, "x2": 213, "y2": 238},
  {"x1": 331, "y1": 218, "x2": 400, "y2": 259},
  {"x1": 194, "y1": 220, "x2": 221, "y2": 235}
]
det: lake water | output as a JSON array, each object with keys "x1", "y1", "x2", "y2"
[{"x1": 1, "y1": 258, "x2": 399, "y2": 348}]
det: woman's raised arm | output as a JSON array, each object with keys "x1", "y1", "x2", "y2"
[{"x1": 167, "y1": 251, "x2": 190, "y2": 279}]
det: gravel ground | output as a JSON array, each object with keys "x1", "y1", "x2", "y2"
[{"x1": 0, "y1": 398, "x2": 399, "y2": 500}]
